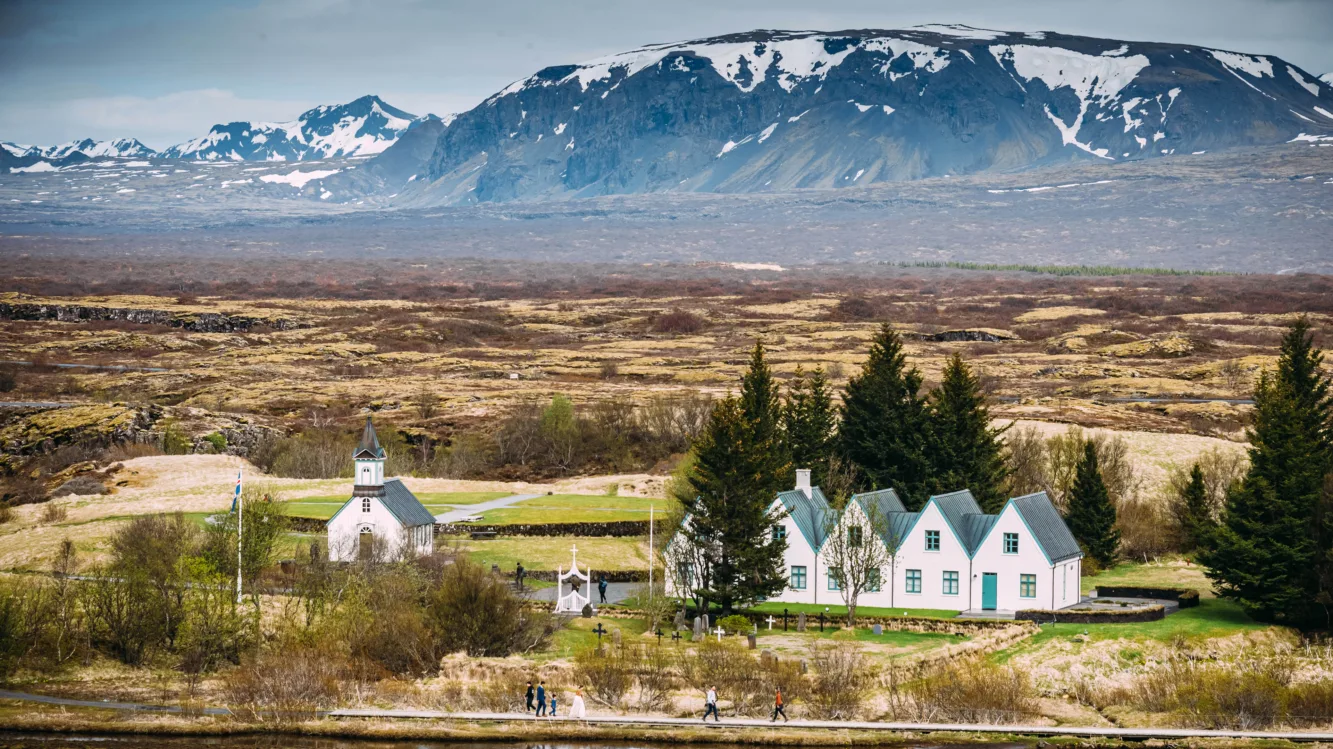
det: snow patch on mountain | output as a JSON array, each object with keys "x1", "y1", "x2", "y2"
[
  {"x1": 1209, "y1": 50, "x2": 1273, "y2": 78},
  {"x1": 259, "y1": 168, "x2": 342, "y2": 188},
  {"x1": 1288, "y1": 66, "x2": 1320, "y2": 96}
]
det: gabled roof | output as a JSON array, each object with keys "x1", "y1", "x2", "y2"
[
  {"x1": 1011, "y1": 491, "x2": 1083, "y2": 563},
  {"x1": 353, "y1": 417, "x2": 385, "y2": 460},
  {"x1": 850, "y1": 488, "x2": 910, "y2": 551},
  {"x1": 883, "y1": 511, "x2": 918, "y2": 551},
  {"x1": 851, "y1": 488, "x2": 906, "y2": 517},
  {"x1": 379, "y1": 478, "x2": 437, "y2": 527},
  {"x1": 959, "y1": 513, "x2": 999, "y2": 555},
  {"x1": 931, "y1": 489, "x2": 983, "y2": 534},
  {"x1": 775, "y1": 487, "x2": 833, "y2": 551}
]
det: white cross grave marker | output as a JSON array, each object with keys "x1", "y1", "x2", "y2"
[
  {"x1": 765, "y1": 616, "x2": 775, "y2": 631},
  {"x1": 713, "y1": 625, "x2": 726, "y2": 642}
]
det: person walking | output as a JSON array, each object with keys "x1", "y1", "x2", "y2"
[
  {"x1": 598, "y1": 575, "x2": 609, "y2": 604},
  {"x1": 703, "y1": 685, "x2": 720, "y2": 722},
  {"x1": 535, "y1": 680, "x2": 547, "y2": 717},
  {"x1": 770, "y1": 686, "x2": 788, "y2": 722},
  {"x1": 571, "y1": 689, "x2": 587, "y2": 720},
  {"x1": 525, "y1": 680, "x2": 535, "y2": 713}
]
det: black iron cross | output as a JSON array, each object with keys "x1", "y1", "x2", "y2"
[
  {"x1": 783, "y1": 608, "x2": 789, "y2": 631},
  {"x1": 592, "y1": 623, "x2": 607, "y2": 642},
  {"x1": 818, "y1": 613, "x2": 825, "y2": 632},
  {"x1": 671, "y1": 631, "x2": 682, "y2": 645},
  {"x1": 655, "y1": 628, "x2": 664, "y2": 646}
]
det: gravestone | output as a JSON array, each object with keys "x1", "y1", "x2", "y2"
[
  {"x1": 797, "y1": 612, "x2": 807, "y2": 632},
  {"x1": 760, "y1": 649, "x2": 777, "y2": 667},
  {"x1": 746, "y1": 633, "x2": 757, "y2": 650},
  {"x1": 872, "y1": 624, "x2": 883, "y2": 636},
  {"x1": 693, "y1": 616, "x2": 703, "y2": 640},
  {"x1": 612, "y1": 628, "x2": 622, "y2": 646},
  {"x1": 674, "y1": 611, "x2": 686, "y2": 631},
  {"x1": 799, "y1": 659, "x2": 809, "y2": 675},
  {"x1": 702, "y1": 613, "x2": 710, "y2": 632},
  {"x1": 581, "y1": 603, "x2": 593, "y2": 618}
]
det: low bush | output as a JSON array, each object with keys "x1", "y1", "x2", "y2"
[
  {"x1": 1132, "y1": 655, "x2": 1292, "y2": 729},
  {"x1": 39, "y1": 503, "x2": 67, "y2": 524},
  {"x1": 718, "y1": 614, "x2": 752, "y2": 635},
  {"x1": 806, "y1": 641, "x2": 876, "y2": 720},
  {"x1": 652, "y1": 309, "x2": 706, "y2": 335},
  {"x1": 900, "y1": 656, "x2": 1038, "y2": 724},
  {"x1": 224, "y1": 645, "x2": 360, "y2": 721}
]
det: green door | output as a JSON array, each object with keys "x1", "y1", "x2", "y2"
[{"x1": 982, "y1": 573, "x2": 998, "y2": 610}]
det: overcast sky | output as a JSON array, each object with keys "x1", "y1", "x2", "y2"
[{"x1": 2, "y1": 0, "x2": 1331, "y2": 148}]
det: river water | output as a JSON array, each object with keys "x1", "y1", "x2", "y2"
[{"x1": 0, "y1": 737, "x2": 1034, "y2": 749}]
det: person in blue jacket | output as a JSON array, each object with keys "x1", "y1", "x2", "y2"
[{"x1": 535, "y1": 680, "x2": 547, "y2": 717}]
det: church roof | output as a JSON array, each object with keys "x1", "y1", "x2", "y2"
[
  {"x1": 353, "y1": 417, "x2": 385, "y2": 460},
  {"x1": 379, "y1": 478, "x2": 437, "y2": 527}
]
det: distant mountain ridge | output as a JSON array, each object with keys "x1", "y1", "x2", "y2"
[
  {"x1": 3, "y1": 95, "x2": 423, "y2": 170},
  {"x1": 161, "y1": 95, "x2": 418, "y2": 161},
  {"x1": 329, "y1": 25, "x2": 1333, "y2": 205}
]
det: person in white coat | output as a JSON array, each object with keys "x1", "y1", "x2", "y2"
[{"x1": 570, "y1": 689, "x2": 587, "y2": 720}]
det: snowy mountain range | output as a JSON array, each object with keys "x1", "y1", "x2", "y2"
[
  {"x1": 160, "y1": 95, "x2": 418, "y2": 161},
  {"x1": 2, "y1": 95, "x2": 422, "y2": 170},
  {"x1": 324, "y1": 25, "x2": 1333, "y2": 205}
]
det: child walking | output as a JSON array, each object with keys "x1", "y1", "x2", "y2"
[{"x1": 771, "y1": 686, "x2": 788, "y2": 722}]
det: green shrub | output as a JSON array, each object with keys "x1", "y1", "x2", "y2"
[
  {"x1": 204, "y1": 432, "x2": 227, "y2": 453},
  {"x1": 161, "y1": 422, "x2": 191, "y2": 455},
  {"x1": 719, "y1": 614, "x2": 752, "y2": 635}
]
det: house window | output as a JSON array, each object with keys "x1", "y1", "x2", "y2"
[
  {"x1": 828, "y1": 566, "x2": 842, "y2": 591},
  {"x1": 773, "y1": 526, "x2": 786, "y2": 542},
  {"x1": 906, "y1": 569, "x2": 922, "y2": 594},
  {"x1": 678, "y1": 562, "x2": 694, "y2": 586},
  {"x1": 1004, "y1": 533, "x2": 1019, "y2": 554},
  {"x1": 943, "y1": 571, "x2": 959, "y2": 595},
  {"x1": 848, "y1": 526, "x2": 863, "y2": 547},
  {"x1": 867, "y1": 568, "x2": 881, "y2": 593},
  {"x1": 1020, "y1": 574, "x2": 1037, "y2": 598},
  {"x1": 361, "y1": 497, "x2": 370, "y2": 512},
  {"x1": 790, "y1": 565, "x2": 807, "y2": 590},
  {"x1": 925, "y1": 530, "x2": 940, "y2": 551}
]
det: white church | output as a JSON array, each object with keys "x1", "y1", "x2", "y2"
[
  {"x1": 326, "y1": 418, "x2": 436, "y2": 562},
  {"x1": 666, "y1": 470, "x2": 1083, "y2": 614}
]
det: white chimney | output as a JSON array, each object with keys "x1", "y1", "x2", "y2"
[{"x1": 795, "y1": 468, "x2": 812, "y2": 498}]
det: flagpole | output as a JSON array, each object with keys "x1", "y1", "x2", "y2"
[
  {"x1": 649, "y1": 503, "x2": 654, "y2": 603},
  {"x1": 236, "y1": 469, "x2": 243, "y2": 605}
]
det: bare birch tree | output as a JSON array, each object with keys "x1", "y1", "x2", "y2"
[{"x1": 822, "y1": 500, "x2": 893, "y2": 626}]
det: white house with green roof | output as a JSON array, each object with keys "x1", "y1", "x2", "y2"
[
  {"x1": 326, "y1": 418, "x2": 436, "y2": 563},
  {"x1": 664, "y1": 469, "x2": 1082, "y2": 614}
]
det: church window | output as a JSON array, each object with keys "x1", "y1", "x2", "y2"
[{"x1": 362, "y1": 497, "x2": 370, "y2": 512}]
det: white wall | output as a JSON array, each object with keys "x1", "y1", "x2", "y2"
[
  {"x1": 769, "y1": 502, "x2": 821, "y2": 605},
  {"x1": 970, "y1": 503, "x2": 1058, "y2": 611},
  {"x1": 354, "y1": 458, "x2": 384, "y2": 486},
  {"x1": 871, "y1": 501, "x2": 973, "y2": 611},
  {"x1": 327, "y1": 495, "x2": 430, "y2": 562}
]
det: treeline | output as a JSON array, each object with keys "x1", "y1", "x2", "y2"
[{"x1": 254, "y1": 393, "x2": 713, "y2": 481}]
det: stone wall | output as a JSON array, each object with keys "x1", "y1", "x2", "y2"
[
  {"x1": 1095, "y1": 585, "x2": 1200, "y2": 608},
  {"x1": 436, "y1": 519, "x2": 659, "y2": 537},
  {"x1": 1016, "y1": 604, "x2": 1166, "y2": 623}
]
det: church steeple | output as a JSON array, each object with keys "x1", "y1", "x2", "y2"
[{"x1": 353, "y1": 417, "x2": 386, "y2": 496}]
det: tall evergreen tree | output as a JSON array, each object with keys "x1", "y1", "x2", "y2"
[
  {"x1": 927, "y1": 353, "x2": 1010, "y2": 512},
  {"x1": 1201, "y1": 318, "x2": 1333, "y2": 626},
  {"x1": 682, "y1": 340, "x2": 790, "y2": 613},
  {"x1": 838, "y1": 324, "x2": 933, "y2": 509},
  {"x1": 1177, "y1": 464, "x2": 1214, "y2": 553},
  {"x1": 783, "y1": 365, "x2": 837, "y2": 488},
  {"x1": 1066, "y1": 442, "x2": 1120, "y2": 567}
]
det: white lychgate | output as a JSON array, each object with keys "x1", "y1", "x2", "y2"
[
  {"x1": 326, "y1": 418, "x2": 436, "y2": 563},
  {"x1": 555, "y1": 543, "x2": 595, "y2": 614}
]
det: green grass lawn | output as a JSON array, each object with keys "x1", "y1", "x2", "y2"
[
  {"x1": 993, "y1": 597, "x2": 1267, "y2": 664},
  {"x1": 1083, "y1": 557, "x2": 1215, "y2": 597},
  {"x1": 477, "y1": 494, "x2": 675, "y2": 525},
  {"x1": 452, "y1": 535, "x2": 649, "y2": 572},
  {"x1": 284, "y1": 491, "x2": 512, "y2": 519},
  {"x1": 746, "y1": 601, "x2": 960, "y2": 620},
  {"x1": 545, "y1": 616, "x2": 653, "y2": 659}
]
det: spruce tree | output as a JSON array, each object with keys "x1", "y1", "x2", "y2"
[
  {"x1": 1201, "y1": 318, "x2": 1333, "y2": 626},
  {"x1": 783, "y1": 365, "x2": 837, "y2": 488},
  {"x1": 683, "y1": 340, "x2": 790, "y2": 613},
  {"x1": 838, "y1": 324, "x2": 933, "y2": 509},
  {"x1": 927, "y1": 353, "x2": 1010, "y2": 512},
  {"x1": 1178, "y1": 464, "x2": 1213, "y2": 552},
  {"x1": 1066, "y1": 442, "x2": 1120, "y2": 567}
]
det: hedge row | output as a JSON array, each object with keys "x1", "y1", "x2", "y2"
[
  {"x1": 1016, "y1": 605, "x2": 1166, "y2": 624},
  {"x1": 435, "y1": 519, "x2": 658, "y2": 537},
  {"x1": 1094, "y1": 585, "x2": 1200, "y2": 608}
]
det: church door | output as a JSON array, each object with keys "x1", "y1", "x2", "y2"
[{"x1": 359, "y1": 528, "x2": 374, "y2": 561}]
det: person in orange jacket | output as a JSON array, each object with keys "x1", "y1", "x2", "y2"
[{"x1": 771, "y1": 686, "x2": 788, "y2": 722}]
